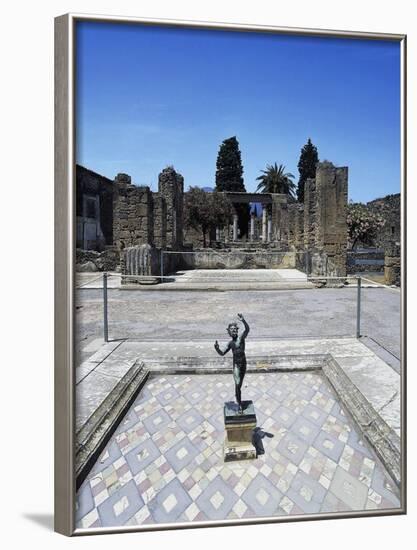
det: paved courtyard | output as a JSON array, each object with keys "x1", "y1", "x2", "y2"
[
  {"x1": 76, "y1": 371, "x2": 400, "y2": 529},
  {"x1": 76, "y1": 286, "x2": 401, "y2": 367}
]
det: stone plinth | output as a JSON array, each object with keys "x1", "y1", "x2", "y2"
[{"x1": 224, "y1": 400, "x2": 257, "y2": 462}]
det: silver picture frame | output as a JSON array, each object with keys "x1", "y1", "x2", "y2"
[{"x1": 55, "y1": 13, "x2": 407, "y2": 536}]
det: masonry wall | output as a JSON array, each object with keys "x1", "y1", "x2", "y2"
[
  {"x1": 77, "y1": 160, "x2": 349, "y2": 278},
  {"x1": 180, "y1": 249, "x2": 297, "y2": 270},
  {"x1": 303, "y1": 177, "x2": 316, "y2": 250},
  {"x1": 347, "y1": 250, "x2": 385, "y2": 274},
  {"x1": 384, "y1": 242, "x2": 401, "y2": 286},
  {"x1": 76, "y1": 164, "x2": 114, "y2": 250},
  {"x1": 314, "y1": 162, "x2": 348, "y2": 276},
  {"x1": 158, "y1": 167, "x2": 184, "y2": 249},
  {"x1": 153, "y1": 193, "x2": 167, "y2": 249},
  {"x1": 288, "y1": 163, "x2": 349, "y2": 277},
  {"x1": 113, "y1": 173, "x2": 154, "y2": 249}
]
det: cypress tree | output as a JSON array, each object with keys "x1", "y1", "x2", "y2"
[
  {"x1": 215, "y1": 136, "x2": 245, "y2": 192},
  {"x1": 297, "y1": 138, "x2": 319, "y2": 203},
  {"x1": 215, "y1": 136, "x2": 249, "y2": 236}
]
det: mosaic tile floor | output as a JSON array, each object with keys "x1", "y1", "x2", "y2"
[{"x1": 76, "y1": 371, "x2": 400, "y2": 528}]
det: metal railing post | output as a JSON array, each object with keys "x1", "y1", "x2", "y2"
[
  {"x1": 103, "y1": 272, "x2": 108, "y2": 343},
  {"x1": 160, "y1": 250, "x2": 164, "y2": 282},
  {"x1": 356, "y1": 276, "x2": 362, "y2": 338}
]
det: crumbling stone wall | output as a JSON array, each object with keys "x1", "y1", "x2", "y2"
[
  {"x1": 180, "y1": 249, "x2": 296, "y2": 269},
  {"x1": 313, "y1": 162, "x2": 348, "y2": 276},
  {"x1": 158, "y1": 167, "x2": 184, "y2": 249},
  {"x1": 288, "y1": 162, "x2": 348, "y2": 277},
  {"x1": 78, "y1": 158, "x2": 349, "y2": 279},
  {"x1": 76, "y1": 164, "x2": 114, "y2": 250},
  {"x1": 153, "y1": 193, "x2": 167, "y2": 249},
  {"x1": 76, "y1": 248, "x2": 120, "y2": 272},
  {"x1": 384, "y1": 242, "x2": 401, "y2": 286},
  {"x1": 116, "y1": 167, "x2": 185, "y2": 282},
  {"x1": 113, "y1": 173, "x2": 154, "y2": 250},
  {"x1": 303, "y1": 177, "x2": 316, "y2": 250}
]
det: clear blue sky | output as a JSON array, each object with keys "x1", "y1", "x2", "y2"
[{"x1": 76, "y1": 21, "x2": 401, "y2": 203}]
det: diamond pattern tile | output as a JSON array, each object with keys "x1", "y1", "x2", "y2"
[
  {"x1": 76, "y1": 372, "x2": 401, "y2": 528},
  {"x1": 195, "y1": 475, "x2": 239, "y2": 520}
]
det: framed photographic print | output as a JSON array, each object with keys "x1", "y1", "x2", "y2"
[{"x1": 55, "y1": 13, "x2": 406, "y2": 536}]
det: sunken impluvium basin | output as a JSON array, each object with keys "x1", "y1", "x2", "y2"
[{"x1": 75, "y1": 354, "x2": 401, "y2": 529}]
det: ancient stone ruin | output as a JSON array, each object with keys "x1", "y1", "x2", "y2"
[
  {"x1": 288, "y1": 162, "x2": 348, "y2": 277},
  {"x1": 113, "y1": 166, "x2": 185, "y2": 281},
  {"x1": 384, "y1": 242, "x2": 401, "y2": 286},
  {"x1": 76, "y1": 160, "x2": 350, "y2": 280},
  {"x1": 76, "y1": 165, "x2": 114, "y2": 251}
]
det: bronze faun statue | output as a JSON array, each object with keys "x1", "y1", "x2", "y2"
[{"x1": 214, "y1": 313, "x2": 250, "y2": 413}]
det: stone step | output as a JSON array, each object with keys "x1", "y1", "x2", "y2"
[{"x1": 75, "y1": 360, "x2": 148, "y2": 489}]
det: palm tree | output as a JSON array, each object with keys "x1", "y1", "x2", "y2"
[{"x1": 256, "y1": 163, "x2": 296, "y2": 198}]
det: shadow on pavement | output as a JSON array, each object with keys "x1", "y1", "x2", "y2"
[{"x1": 252, "y1": 426, "x2": 274, "y2": 456}]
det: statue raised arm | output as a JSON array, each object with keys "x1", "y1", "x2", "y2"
[
  {"x1": 237, "y1": 313, "x2": 250, "y2": 339},
  {"x1": 214, "y1": 314, "x2": 250, "y2": 413}
]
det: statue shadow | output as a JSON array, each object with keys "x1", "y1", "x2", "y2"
[{"x1": 252, "y1": 427, "x2": 274, "y2": 456}]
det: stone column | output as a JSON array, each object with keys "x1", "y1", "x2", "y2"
[
  {"x1": 262, "y1": 207, "x2": 268, "y2": 242},
  {"x1": 250, "y1": 214, "x2": 255, "y2": 241},
  {"x1": 271, "y1": 194, "x2": 289, "y2": 247},
  {"x1": 158, "y1": 166, "x2": 184, "y2": 250},
  {"x1": 267, "y1": 217, "x2": 273, "y2": 242},
  {"x1": 233, "y1": 214, "x2": 238, "y2": 241},
  {"x1": 314, "y1": 161, "x2": 348, "y2": 276}
]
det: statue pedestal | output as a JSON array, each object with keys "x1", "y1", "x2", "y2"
[{"x1": 223, "y1": 400, "x2": 257, "y2": 462}]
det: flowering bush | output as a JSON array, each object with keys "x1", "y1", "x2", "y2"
[{"x1": 347, "y1": 202, "x2": 385, "y2": 249}]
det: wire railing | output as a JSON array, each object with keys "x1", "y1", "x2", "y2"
[
  {"x1": 81, "y1": 272, "x2": 366, "y2": 343},
  {"x1": 75, "y1": 264, "x2": 400, "y2": 371}
]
